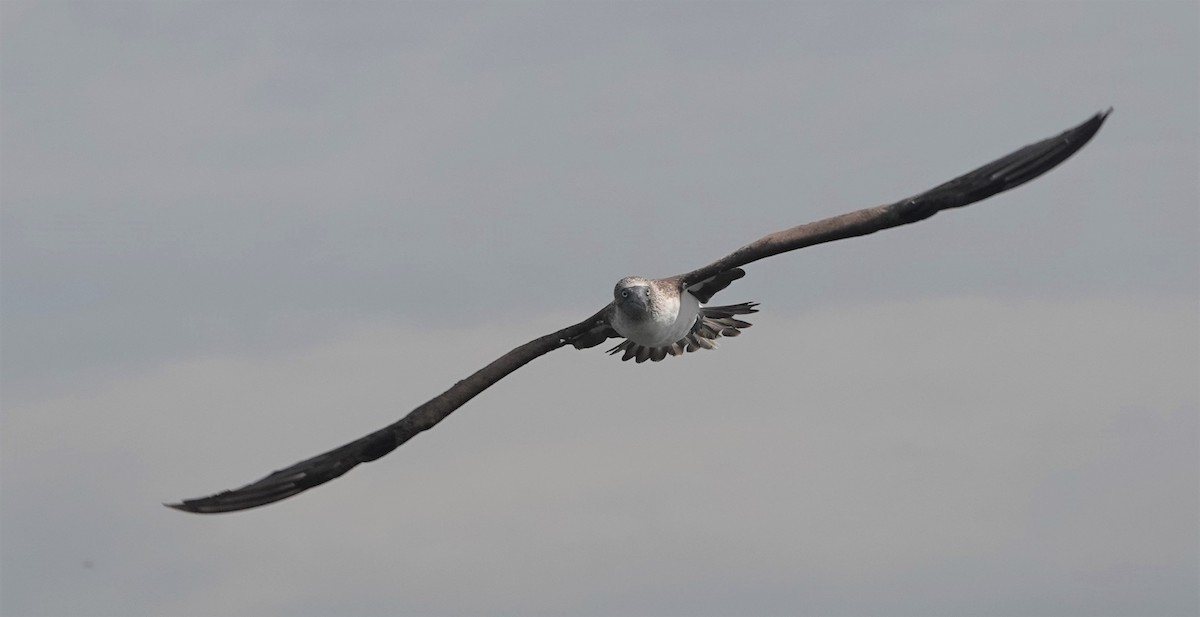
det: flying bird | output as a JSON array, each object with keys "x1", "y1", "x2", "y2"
[{"x1": 169, "y1": 110, "x2": 1110, "y2": 514}]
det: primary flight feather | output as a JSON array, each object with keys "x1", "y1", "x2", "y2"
[{"x1": 168, "y1": 110, "x2": 1110, "y2": 514}]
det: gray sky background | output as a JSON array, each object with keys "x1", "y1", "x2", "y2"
[{"x1": 2, "y1": 2, "x2": 1196, "y2": 616}]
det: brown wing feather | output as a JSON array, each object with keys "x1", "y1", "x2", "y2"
[
  {"x1": 167, "y1": 306, "x2": 610, "y2": 513},
  {"x1": 686, "y1": 268, "x2": 747, "y2": 303},
  {"x1": 676, "y1": 110, "x2": 1111, "y2": 293}
]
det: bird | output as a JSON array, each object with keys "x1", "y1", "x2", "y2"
[{"x1": 167, "y1": 109, "x2": 1110, "y2": 514}]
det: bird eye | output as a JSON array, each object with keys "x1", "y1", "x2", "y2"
[{"x1": 621, "y1": 290, "x2": 629, "y2": 298}]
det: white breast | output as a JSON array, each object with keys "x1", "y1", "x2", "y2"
[{"x1": 612, "y1": 291, "x2": 700, "y2": 347}]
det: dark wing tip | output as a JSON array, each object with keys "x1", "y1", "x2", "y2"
[
  {"x1": 164, "y1": 473, "x2": 318, "y2": 514},
  {"x1": 166, "y1": 428, "x2": 405, "y2": 514},
  {"x1": 978, "y1": 108, "x2": 1111, "y2": 192},
  {"x1": 897, "y1": 108, "x2": 1112, "y2": 219},
  {"x1": 993, "y1": 108, "x2": 1111, "y2": 184},
  {"x1": 994, "y1": 107, "x2": 1111, "y2": 184},
  {"x1": 162, "y1": 499, "x2": 251, "y2": 514}
]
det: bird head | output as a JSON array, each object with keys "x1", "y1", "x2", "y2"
[{"x1": 614, "y1": 276, "x2": 653, "y2": 319}]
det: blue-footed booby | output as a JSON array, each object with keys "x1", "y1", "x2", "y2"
[
  {"x1": 606, "y1": 273, "x2": 758, "y2": 363},
  {"x1": 168, "y1": 110, "x2": 1110, "y2": 513}
]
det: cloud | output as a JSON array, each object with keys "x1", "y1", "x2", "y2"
[{"x1": 2, "y1": 2, "x2": 1196, "y2": 615}]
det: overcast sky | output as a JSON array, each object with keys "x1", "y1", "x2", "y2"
[{"x1": 2, "y1": 2, "x2": 1196, "y2": 616}]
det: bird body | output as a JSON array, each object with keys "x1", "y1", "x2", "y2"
[
  {"x1": 606, "y1": 275, "x2": 759, "y2": 363},
  {"x1": 610, "y1": 276, "x2": 693, "y2": 348}
]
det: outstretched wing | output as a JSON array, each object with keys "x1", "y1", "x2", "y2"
[
  {"x1": 168, "y1": 110, "x2": 1109, "y2": 514},
  {"x1": 167, "y1": 306, "x2": 610, "y2": 513},
  {"x1": 677, "y1": 109, "x2": 1111, "y2": 290}
]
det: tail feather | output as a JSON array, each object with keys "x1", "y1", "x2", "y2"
[{"x1": 700, "y1": 302, "x2": 759, "y2": 319}]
